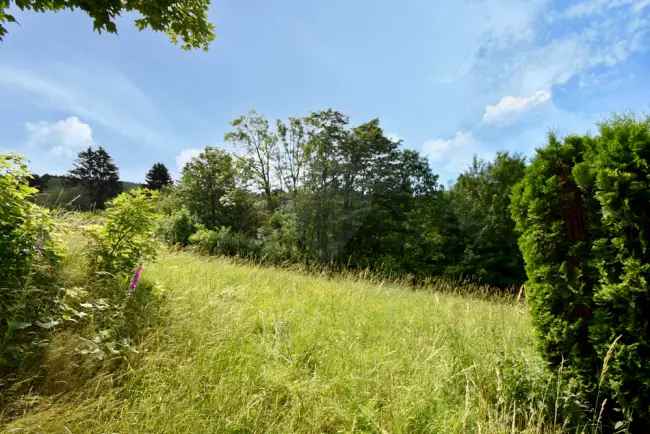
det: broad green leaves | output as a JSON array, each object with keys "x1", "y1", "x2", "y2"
[
  {"x1": 88, "y1": 188, "x2": 161, "y2": 276},
  {"x1": 0, "y1": 0, "x2": 214, "y2": 50},
  {"x1": 1, "y1": 153, "x2": 61, "y2": 368}
]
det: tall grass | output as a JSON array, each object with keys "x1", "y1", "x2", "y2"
[{"x1": 3, "y1": 251, "x2": 575, "y2": 433}]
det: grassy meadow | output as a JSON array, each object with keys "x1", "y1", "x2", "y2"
[{"x1": 2, "y1": 246, "x2": 573, "y2": 433}]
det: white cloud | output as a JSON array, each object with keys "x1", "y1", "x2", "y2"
[
  {"x1": 423, "y1": 130, "x2": 477, "y2": 162},
  {"x1": 25, "y1": 116, "x2": 94, "y2": 157},
  {"x1": 175, "y1": 148, "x2": 202, "y2": 172},
  {"x1": 421, "y1": 131, "x2": 492, "y2": 184},
  {"x1": 482, "y1": 90, "x2": 552, "y2": 126}
]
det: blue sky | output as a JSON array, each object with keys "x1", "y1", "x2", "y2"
[{"x1": 2, "y1": 0, "x2": 650, "y2": 184}]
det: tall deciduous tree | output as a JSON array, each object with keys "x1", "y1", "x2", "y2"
[
  {"x1": 275, "y1": 117, "x2": 307, "y2": 196},
  {"x1": 69, "y1": 146, "x2": 121, "y2": 209},
  {"x1": 299, "y1": 109, "x2": 349, "y2": 261},
  {"x1": 178, "y1": 147, "x2": 255, "y2": 232},
  {"x1": 0, "y1": 0, "x2": 215, "y2": 49},
  {"x1": 225, "y1": 111, "x2": 279, "y2": 211},
  {"x1": 145, "y1": 162, "x2": 173, "y2": 190}
]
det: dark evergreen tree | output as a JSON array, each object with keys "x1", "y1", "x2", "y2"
[
  {"x1": 69, "y1": 146, "x2": 121, "y2": 209},
  {"x1": 512, "y1": 117, "x2": 650, "y2": 431},
  {"x1": 448, "y1": 152, "x2": 526, "y2": 287},
  {"x1": 145, "y1": 162, "x2": 173, "y2": 190}
]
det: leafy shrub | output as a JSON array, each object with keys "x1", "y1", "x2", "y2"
[
  {"x1": 42, "y1": 203, "x2": 164, "y2": 390},
  {"x1": 1, "y1": 154, "x2": 61, "y2": 369},
  {"x1": 157, "y1": 207, "x2": 197, "y2": 246},
  {"x1": 257, "y1": 207, "x2": 302, "y2": 264},
  {"x1": 87, "y1": 188, "x2": 160, "y2": 277},
  {"x1": 511, "y1": 116, "x2": 650, "y2": 431},
  {"x1": 189, "y1": 226, "x2": 260, "y2": 258}
]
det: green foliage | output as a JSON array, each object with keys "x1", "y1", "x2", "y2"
[
  {"x1": 189, "y1": 226, "x2": 260, "y2": 258},
  {"x1": 0, "y1": 154, "x2": 61, "y2": 369},
  {"x1": 225, "y1": 111, "x2": 279, "y2": 211},
  {"x1": 276, "y1": 117, "x2": 308, "y2": 195},
  {"x1": 163, "y1": 110, "x2": 508, "y2": 286},
  {"x1": 0, "y1": 0, "x2": 214, "y2": 50},
  {"x1": 87, "y1": 188, "x2": 160, "y2": 276},
  {"x1": 178, "y1": 147, "x2": 257, "y2": 233},
  {"x1": 69, "y1": 146, "x2": 121, "y2": 210},
  {"x1": 448, "y1": 152, "x2": 526, "y2": 287},
  {"x1": 342, "y1": 146, "x2": 450, "y2": 277},
  {"x1": 511, "y1": 116, "x2": 650, "y2": 430},
  {"x1": 145, "y1": 163, "x2": 173, "y2": 190},
  {"x1": 46, "y1": 211, "x2": 164, "y2": 388},
  {"x1": 157, "y1": 207, "x2": 197, "y2": 246},
  {"x1": 0, "y1": 168, "x2": 162, "y2": 412},
  {"x1": 587, "y1": 116, "x2": 650, "y2": 429},
  {"x1": 258, "y1": 206, "x2": 302, "y2": 263}
]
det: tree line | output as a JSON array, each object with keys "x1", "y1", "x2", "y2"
[{"x1": 34, "y1": 109, "x2": 525, "y2": 287}]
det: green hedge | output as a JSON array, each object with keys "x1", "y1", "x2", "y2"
[{"x1": 512, "y1": 116, "x2": 650, "y2": 431}]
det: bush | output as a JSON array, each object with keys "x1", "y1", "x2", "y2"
[
  {"x1": 257, "y1": 207, "x2": 301, "y2": 264},
  {"x1": 157, "y1": 207, "x2": 197, "y2": 246},
  {"x1": 44, "y1": 198, "x2": 164, "y2": 389},
  {"x1": 87, "y1": 188, "x2": 160, "y2": 277},
  {"x1": 189, "y1": 226, "x2": 260, "y2": 258},
  {"x1": 1, "y1": 154, "x2": 61, "y2": 370},
  {"x1": 512, "y1": 116, "x2": 650, "y2": 431}
]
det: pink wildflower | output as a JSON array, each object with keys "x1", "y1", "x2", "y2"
[{"x1": 129, "y1": 265, "x2": 144, "y2": 295}]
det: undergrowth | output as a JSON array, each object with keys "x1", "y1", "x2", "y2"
[{"x1": 2, "y1": 247, "x2": 590, "y2": 433}]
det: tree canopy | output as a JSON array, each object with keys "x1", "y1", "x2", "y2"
[
  {"x1": 145, "y1": 162, "x2": 173, "y2": 190},
  {"x1": 448, "y1": 152, "x2": 526, "y2": 287},
  {"x1": 177, "y1": 147, "x2": 255, "y2": 233},
  {"x1": 0, "y1": 0, "x2": 215, "y2": 49},
  {"x1": 68, "y1": 146, "x2": 121, "y2": 209}
]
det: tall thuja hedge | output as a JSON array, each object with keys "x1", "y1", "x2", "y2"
[
  {"x1": 585, "y1": 117, "x2": 650, "y2": 428},
  {"x1": 512, "y1": 116, "x2": 650, "y2": 430}
]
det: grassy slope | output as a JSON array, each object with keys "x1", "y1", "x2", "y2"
[{"x1": 4, "y1": 252, "x2": 559, "y2": 433}]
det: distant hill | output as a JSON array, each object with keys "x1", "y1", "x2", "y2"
[{"x1": 31, "y1": 174, "x2": 143, "y2": 210}]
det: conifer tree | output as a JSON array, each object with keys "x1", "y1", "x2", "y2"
[
  {"x1": 145, "y1": 163, "x2": 173, "y2": 190},
  {"x1": 69, "y1": 146, "x2": 120, "y2": 209}
]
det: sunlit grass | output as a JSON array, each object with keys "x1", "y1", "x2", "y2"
[{"x1": 3, "y1": 251, "x2": 565, "y2": 433}]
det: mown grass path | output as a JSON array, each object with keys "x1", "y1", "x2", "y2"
[{"x1": 4, "y1": 252, "x2": 556, "y2": 433}]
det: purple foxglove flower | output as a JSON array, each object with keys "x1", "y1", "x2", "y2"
[{"x1": 129, "y1": 265, "x2": 144, "y2": 295}]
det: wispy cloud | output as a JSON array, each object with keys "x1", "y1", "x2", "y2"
[
  {"x1": 563, "y1": 0, "x2": 650, "y2": 19},
  {"x1": 0, "y1": 64, "x2": 166, "y2": 147},
  {"x1": 468, "y1": 0, "x2": 650, "y2": 97}
]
